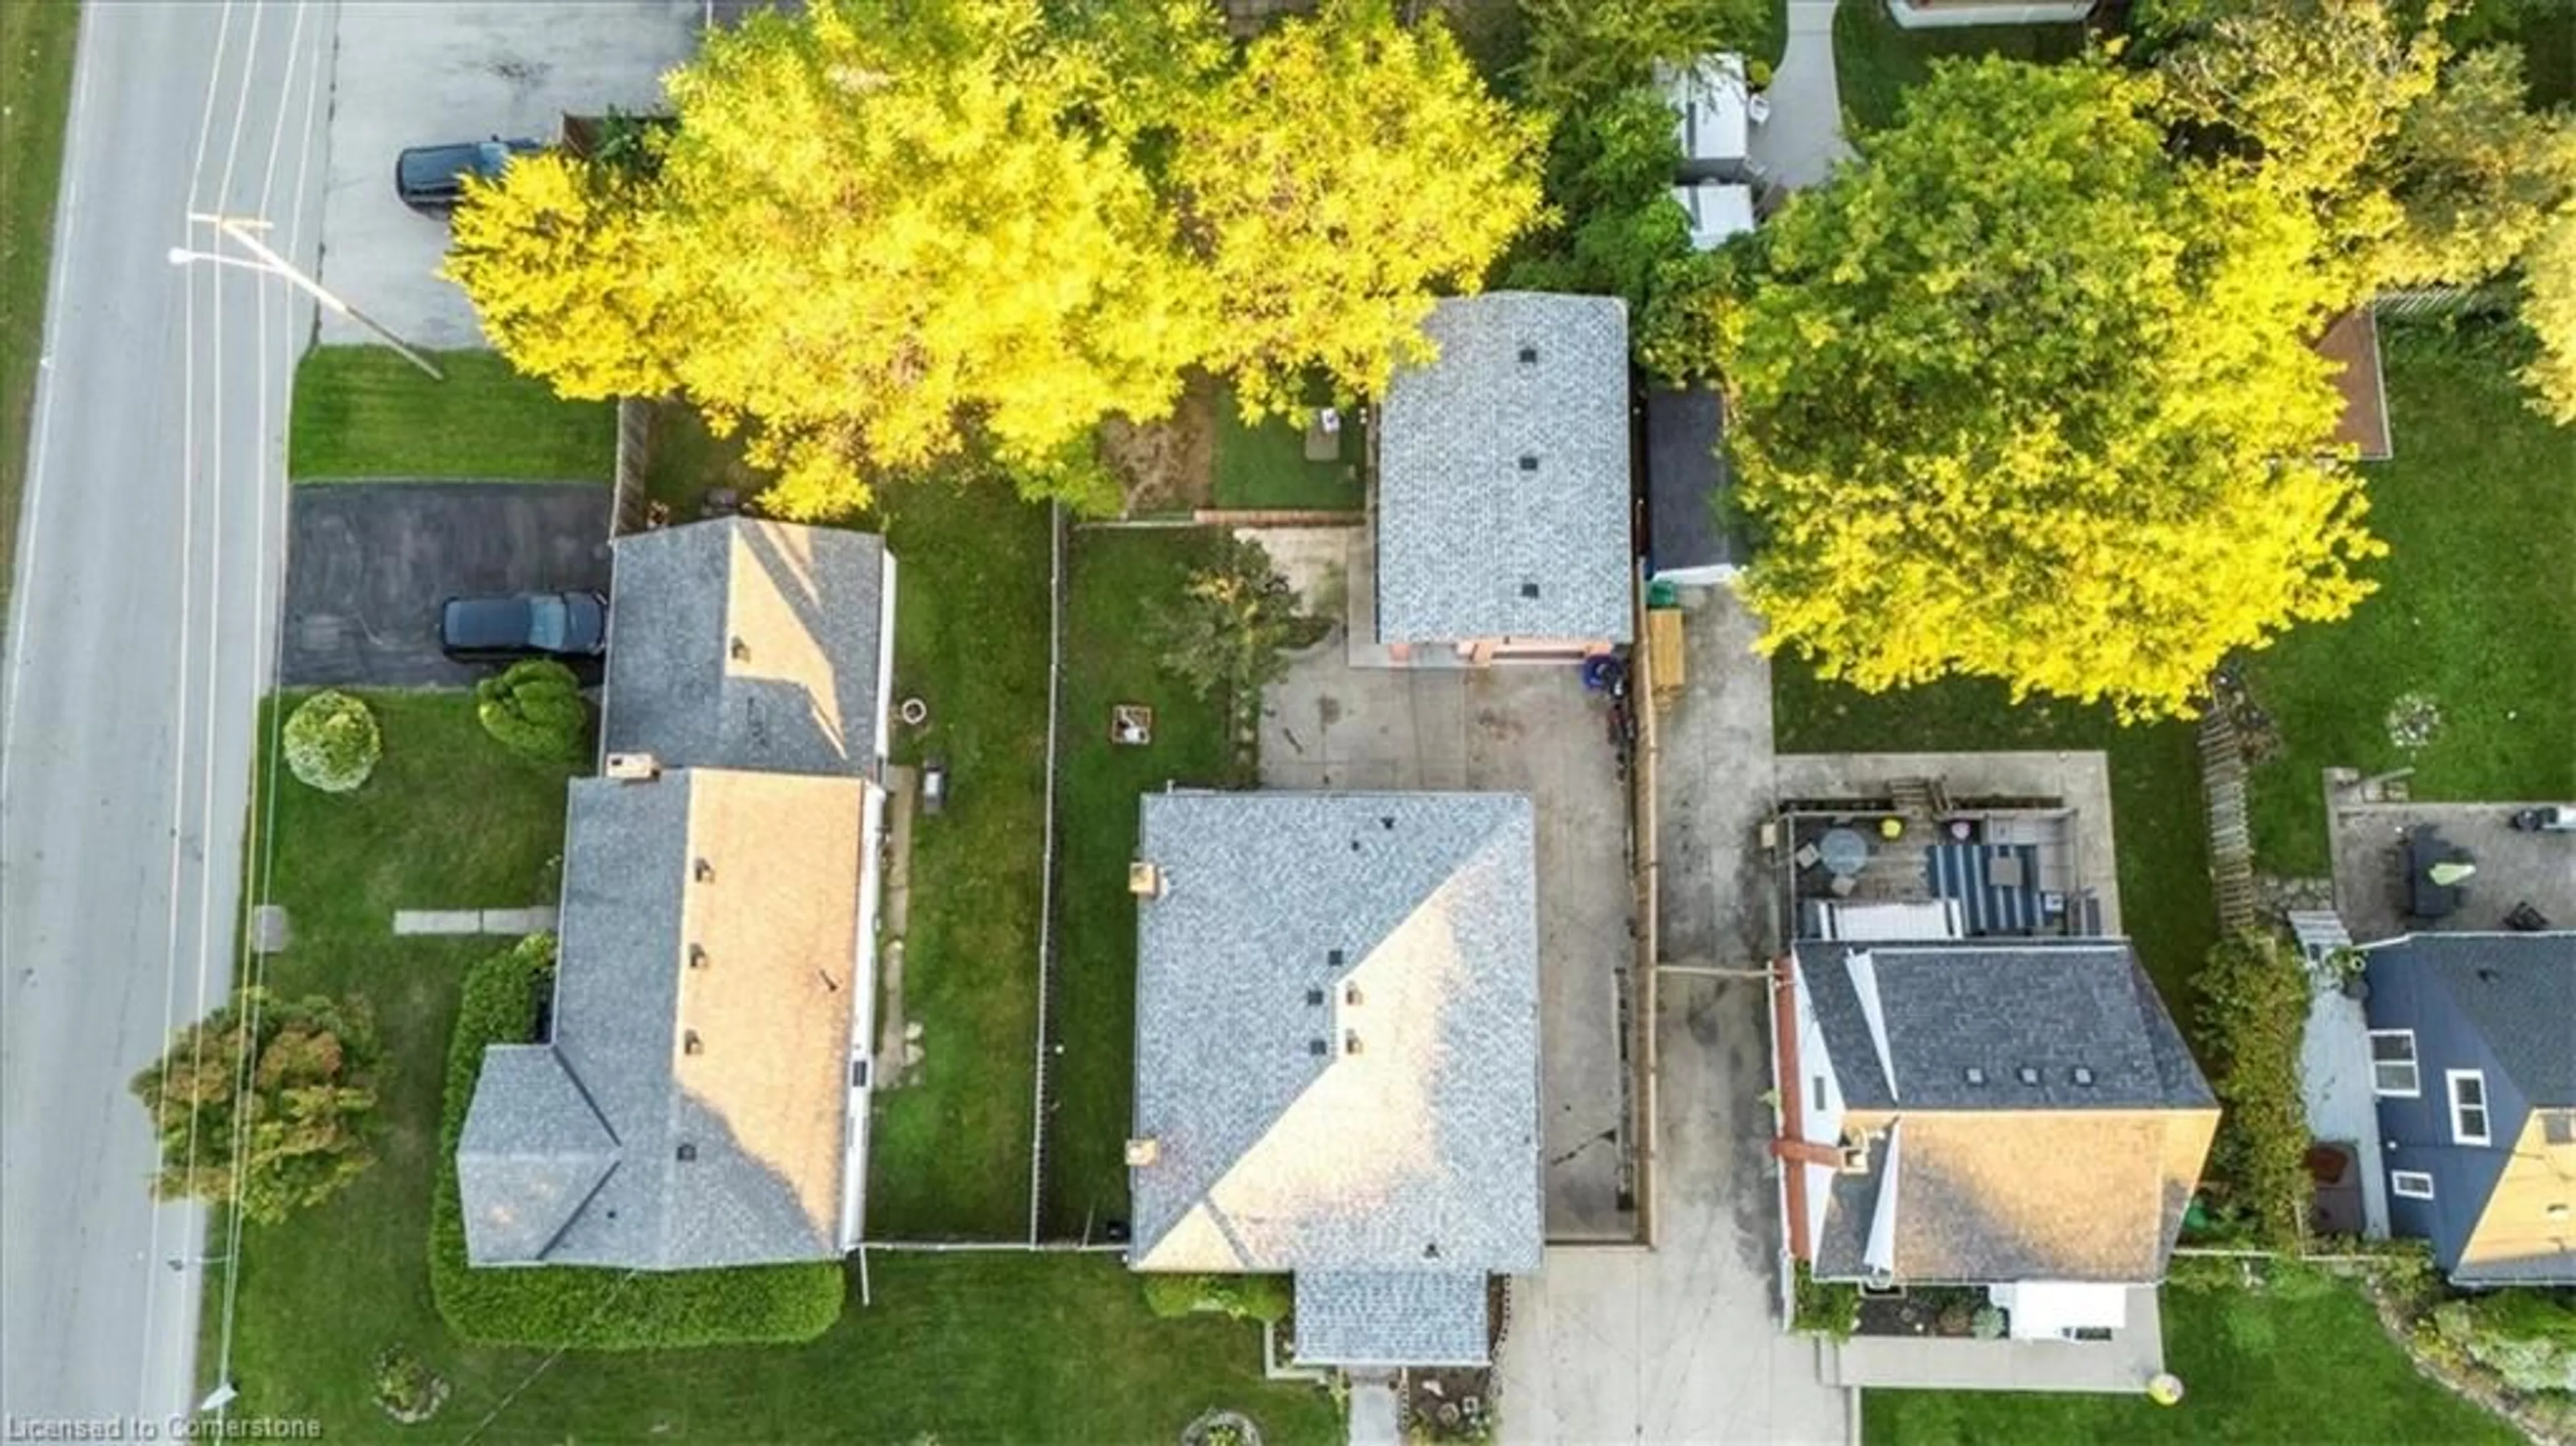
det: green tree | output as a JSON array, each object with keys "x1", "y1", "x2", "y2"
[
  {"x1": 2381, "y1": 45, "x2": 2576, "y2": 287},
  {"x1": 443, "y1": 151, "x2": 675, "y2": 402},
  {"x1": 1173, "y1": 0, "x2": 1546, "y2": 418},
  {"x1": 1148, "y1": 535, "x2": 1312, "y2": 726},
  {"x1": 449, "y1": 0, "x2": 1211, "y2": 519},
  {"x1": 130, "y1": 990, "x2": 383, "y2": 1225},
  {"x1": 2193, "y1": 932, "x2": 2312, "y2": 1251},
  {"x1": 1515, "y1": 0, "x2": 1769, "y2": 111},
  {"x1": 1505, "y1": 87, "x2": 1692, "y2": 321},
  {"x1": 475, "y1": 659, "x2": 592, "y2": 763},
  {"x1": 2518, "y1": 209, "x2": 2576, "y2": 423},
  {"x1": 1715, "y1": 58, "x2": 2376, "y2": 718}
]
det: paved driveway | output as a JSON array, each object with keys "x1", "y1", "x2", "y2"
[
  {"x1": 317, "y1": 1, "x2": 704, "y2": 349},
  {"x1": 1496, "y1": 588, "x2": 1853, "y2": 1444},
  {"x1": 281, "y1": 482, "x2": 610, "y2": 687},
  {"x1": 1258, "y1": 577, "x2": 1640, "y2": 1240}
]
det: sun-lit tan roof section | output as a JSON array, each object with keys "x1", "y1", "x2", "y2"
[{"x1": 2458, "y1": 1112, "x2": 2576, "y2": 1280}]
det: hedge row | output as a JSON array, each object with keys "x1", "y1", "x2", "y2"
[
  {"x1": 2193, "y1": 931, "x2": 2314, "y2": 1252},
  {"x1": 430, "y1": 934, "x2": 847, "y2": 1347}
]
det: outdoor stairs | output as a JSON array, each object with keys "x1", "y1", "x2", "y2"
[{"x1": 1888, "y1": 776, "x2": 1951, "y2": 823}]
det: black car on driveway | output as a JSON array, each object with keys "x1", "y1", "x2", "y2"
[
  {"x1": 395, "y1": 137, "x2": 545, "y2": 215},
  {"x1": 439, "y1": 590, "x2": 608, "y2": 665}
]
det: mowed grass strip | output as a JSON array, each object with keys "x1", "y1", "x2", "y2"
[
  {"x1": 288, "y1": 346, "x2": 614, "y2": 482},
  {"x1": 1043, "y1": 526, "x2": 1251, "y2": 1237},
  {"x1": 865, "y1": 475, "x2": 1053, "y2": 1240},
  {"x1": 1771, "y1": 663, "x2": 2217, "y2": 1017},
  {"x1": 0, "y1": 0, "x2": 82, "y2": 622},
  {"x1": 2245, "y1": 323, "x2": 2576, "y2": 876},
  {"x1": 1864, "y1": 1280, "x2": 2520, "y2": 1446},
  {"x1": 1211, "y1": 387, "x2": 1366, "y2": 513}
]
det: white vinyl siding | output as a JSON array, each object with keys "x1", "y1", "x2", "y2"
[
  {"x1": 2447, "y1": 1070, "x2": 2491, "y2": 1146},
  {"x1": 2392, "y1": 1170, "x2": 2434, "y2": 1201},
  {"x1": 2369, "y1": 1030, "x2": 2420, "y2": 1097}
]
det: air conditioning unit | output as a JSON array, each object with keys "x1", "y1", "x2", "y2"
[{"x1": 605, "y1": 752, "x2": 660, "y2": 781}]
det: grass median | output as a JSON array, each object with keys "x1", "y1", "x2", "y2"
[
  {"x1": 0, "y1": 0, "x2": 81, "y2": 622},
  {"x1": 287, "y1": 346, "x2": 614, "y2": 482}
]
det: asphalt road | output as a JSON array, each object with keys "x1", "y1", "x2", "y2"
[{"x1": 1, "y1": 1, "x2": 331, "y2": 1425}]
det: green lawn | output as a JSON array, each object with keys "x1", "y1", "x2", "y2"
[
  {"x1": 1772, "y1": 663, "x2": 2216, "y2": 1014},
  {"x1": 1211, "y1": 387, "x2": 1366, "y2": 513},
  {"x1": 0, "y1": 0, "x2": 80, "y2": 624},
  {"x1": 287, "y1": 346, "x2": 615, "y2": 482},
  {"x1": 1042, "y1": 526, "x2": 1252, "y2": 1238},
  {"x1": 2245, "y1": 323, "x2": 2576, "y2": 876},
  {"x1": 865, "y1": 476, "x2": 1054, "y2": 1240},
  {"x1": 1831, "y1": 0, "x2": 2087, "y2": 135},
  {"x1": 1865, "y1": 1280, "x2": 2519, "y2": 1446}
]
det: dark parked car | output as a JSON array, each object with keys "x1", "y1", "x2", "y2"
[
  {"x1": 438, "y1": 590, "x2": 607, "y2": 664},
  {"x1": 394, "y1": 137, "x2": 544, "y2": 215}
]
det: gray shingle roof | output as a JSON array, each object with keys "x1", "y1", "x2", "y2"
[
  {"x1": 1130, "y1": 792, "x2": 1543, "y2": 1296},
  {"x1": 603, "y1": 517, "x2": 891, "y2": 777},
  {"x1": 1793, "y1": 940, "x2": 2216, "y2": 1284},
  {"x1": 1645, "y1": 386, "x2": 1739, "y2": 577},
  {"x1": 1377, "y1": 294, "x2": 1633, "y2": 646},
  {"x1": 456, "y1": 1045, "x2": 618, "y2": 1264},
  {"x1": 1294, "y1": 1270, "x2": 1493, "y2": 1367},
  {"x1": 2371, "y1": 933, "x2": 2576, "y2": 1106},
  {"x1": 459, "y1": 769, "x2": 873, "y2": 1270}
]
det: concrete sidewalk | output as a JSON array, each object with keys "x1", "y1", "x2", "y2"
[{"x1": 1750, "y1": 0, "x2": 1854, "y2": 190}]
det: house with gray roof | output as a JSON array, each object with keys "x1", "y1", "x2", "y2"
[
  {"x1": 1375, "y1": 293, "x2": 1633, "y2": 665},
  {"x1": 1127, "y1": 791, "x2": 1543, "y2": 1367},
  {"x1": 458, "y1": 516, "x2": 892, "y2": 1272},
  {"x1": 1772, "y1": 940, "x2": 2216, "y2": 1341},
  {"x1": 2358, "y1": 932, "x2": 2576, "y2": 1286},
  {"x1": 603, "y1": 516, "x2": 894, "y2": 778}
]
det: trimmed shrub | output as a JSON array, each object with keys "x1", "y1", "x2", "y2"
[
  {"x1": 475, "y1": 660, "x2": 590, "y2": 763},
  {"x1": 2193, "y1": 931, "x2": 2313, "y2": 1251},
  {"x1": 1791, "y1": 1263, "x2": 1860, "y2": 1341},
  {"x1": 371, "y1": 1344, "x2": 450, "y2": 1423},
  {"x1": 430, "y1": 935, "x2": 845, "y2": 1347},
  {"x1": 1140, "y1": 1272, "x2": 1293, "y2": 1325},
  {"x1": 283, "y1": 690, "x2": 381, "y2": 793}
]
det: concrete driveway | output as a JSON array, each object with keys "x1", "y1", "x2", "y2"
[
  {"x1": 317, "y1": 1, "x2": 704, "y2": 349},
  {"x1": 1258, "y1": 612, "x2": 1640, "y2": 1239},
  {"x1": 1495, "y1": 588, "x2": 1853, "y2": 1444},
  {"x1": 281, "y1": 482, "x2": 610, "y2": 687}
]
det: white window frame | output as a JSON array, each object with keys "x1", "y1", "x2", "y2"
[
  {"x1": 2447, "y1": 1070, "x2": 2491, "y2": 1146},
  {"x1": 2391, "y1": 1170, "x2": 2435, "y2": 1201},
  {"x1": 2369, "y1": 1030, "x2": 2420, "y2": 1097}
]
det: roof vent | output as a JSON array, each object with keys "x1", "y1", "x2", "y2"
[
  {"x1": 1520, "y1": 581, "x2": 1542, "y2": 599},
  {"x1": 1129, "y1": 861, "x2": 1163, "y2": 898},
  {"x1": 1328, "y1": 948, "x2": 1346, "y2": 968},
  {"x1": 730, "y1": 635, "x2": 751, "y2": 662},
  {"x1": 1380, "y1": 816, "x2": 1395, "y2": 830},
  {"x1": 1424, "y1": 1241, "x2": 1442, "y2": 1259},
  {"x1": 688, "y1": 943, "x2": 709, "y2": 970},
  {"x1": 1306, "y1": 987, "x2": 1326, "y2": 1007},
  {"x1": 1308, "y1": 1039, "x2": 1330, "y2": 1057},
  {"x1": 1837, "y1": 1138, "x2": 1871, "y2": 1173},
  {"x1": 1344, "y1": 1030, "x2": 1364, "y2": 1056},
  {"x1": 604, "y1": 752, "x2": 659, "y2": 781},
  {"x1": 1964, "y1": 1066, "x2": 1986, "y2": 1086},
  {"x1": 2017, "y1": 1066, "x2": 2041, "y2": 1087},
  {"x1": 1518, "y1": 454, "x2": 1540, "y2": 473},
  {"x1": 2072, "y1": 1066, "x2": 2096, "y2": 1087},
  {"x1": 2548, "y1": 1203, "x2": 2570, "y2": 1221},
  {"x1": 1344, "y1": 983, "x2": 1364, "y2": 1007},
  {"x1": 683, "y1": 1030, "x2": 704, "y2": 1056},
  {"x1": 1125, "y1": 1137, "x2": 1161, "y2": 1168},
  {"x1": 1517, "y1": 344, "x2": 1540, "y2": 364},
  {"x1": 694, "y1": 856, "x2": 715, "y2": 883},
  {"x1": 676, "y1": 1143, "x2": 698, "y2": 1162}
]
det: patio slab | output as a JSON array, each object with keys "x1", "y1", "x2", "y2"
[
  {"x1": 1824, "y1": 1288, "x2": 2165, "y2": 1392},
  {"x1": 2326, "y1": 795, "x2": 2576, "y2": 942}
]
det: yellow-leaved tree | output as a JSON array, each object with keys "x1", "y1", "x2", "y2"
[
  {"x1": 1717, "y1": 58, "x2": 2381, "y2": 720},
  {"x1": 1173, "y1": 0, "x2": 1548, "y2": 418},
  {"x1": 444, "y1": 150, "x2": 674, "y2": 402}
]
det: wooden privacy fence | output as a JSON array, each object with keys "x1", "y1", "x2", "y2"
[{"x1": 2199, "y1": 707, "x2": 2261, "y2": 934}]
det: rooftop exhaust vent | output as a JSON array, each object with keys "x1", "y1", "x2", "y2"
[
  {"x1": 1344, "y1": 1030, "x2": 1364, "y2": 1056},
  {"x1": 1306, "y1": 988, "x2": 1326, "y2": 1007},
  {"x1": 1328, "y1": 948, "x2": 1346, "y2": 968},
  {"x1": 683, "y1": 1030, "x2": 704, "y2": 1056},
  {"x1": 694, "y1": 857, "x2": 715, "y2": 883},
  {"x1": 1128, "y1": 862, "x2": 1163, "y2": 898},
  {"x1": 1307, "y1": 1039, "x2": 1330, "y2": 1058},
  {"x1": 688, "y1": 943, "x2": 709, "y2": 970},
  {"x1": 2017, "y1": 1066, "x2": 2041, "y2": 1087},
  {"x1": 1517, "y1": 344, "x2": 1540, "y2": 364},
  {"x1": 2072, "y1": 1066, "x2": 2096, "y2": 1087},
  {"x1": 605, "y1": 752, "x2": 660, "y2": 781},
  {"x1": 1520, "y1": 581, "x2": 1542, "y2": 599},
  {"x1": 1964, "y1": 1066, "x2": 1986, "y2": 1086},
  {"x1": 1126, "y1": 1137, "x2": 1161, "y2": 1168},
  {"x1": 1518, "y1": 454, "x2": 1540, "y2": 473},
  {"x1": 676, "y1": 1143, "x2": 698, "y2": 1162},
  {"x1": 730, "y1": 636, "x2": 752, "y2": 662}
]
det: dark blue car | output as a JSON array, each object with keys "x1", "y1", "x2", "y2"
[
  {"x1": 394, "y1": 137, "x2": 543, "y2": 215},
  {"x1": 438, "y1": 590, "x2": 607, "y2": 665}
]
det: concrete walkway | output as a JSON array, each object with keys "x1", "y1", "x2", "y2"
[
  {"x1": 1825, "y1": 1289, "x2": 2165, "y2": 1392},
  {"x1": 391, "y1": 905, "x2": 558, "y2": 936},
  {"x1": 1347, "y1": 1370, "x2": 1401, "y2": 1446},
  {"x1": 1496, "y1": 589, "x2": 1852, "y2": 1444},
  {"x1": 1750, "y1": 0, "x2": 1855, "y2": 191}
]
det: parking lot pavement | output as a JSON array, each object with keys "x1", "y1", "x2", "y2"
[
  {"x1": 280, "y1": 482, "x2": 610, "y2": 687},
  {"x1": 1494, "y1": 588, "x2": 1851, "y2": 1443},
  {"x1": 318, "y1": 1, "x2": 704, "y2": 349},
  {"x1": 1262, "y1": 651, "x2": 1639, "y2": 1239}
]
